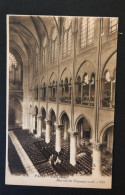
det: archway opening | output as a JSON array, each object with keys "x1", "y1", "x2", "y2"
[
  {"x1": 102, "y1": 70, "x2": 111, "y2": 108},
  {"x1": 34, "y1": 106, "x2": 38, "y2": 134},
  {"x1": 9, "y1": 96, "x2": 22, "y2": 129},
  {"x1": 60, "y1": 112, "x2": 70, "y2": 140},
  {"x1": 102, "y1": 125, "x2": 114, "y2": 153},
  {"x1": 101, "y1": 125, "x2": 114, "y2": 176},
  {"x1": 76, "y1": 117, "x2": 91, "y2": 147},
  {"x1": 101, "y1": 52, "x2": 116, "y2": 109},
  {"x1": 50, "y1": 110, "x2": 56, "y2": 133},
  {"x1": 41, "y1": 107, "x2": 46, "y2": 130}
]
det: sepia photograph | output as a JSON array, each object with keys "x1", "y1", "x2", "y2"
[{"x1": 6, "y1": 15, "x2": 118, "y2": 189}]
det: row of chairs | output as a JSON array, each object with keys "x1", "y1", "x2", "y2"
[
  {"x1": 102, "y1": 155, "x2": 112, "y2": 176},
  {"x1": 36, "y1": 162, "x2": 57, "y2": 176},
  {"x1": 14, "y1": 130, "x2": 47, "y2": 166},
  {"x1": 8, "y1": 136, "x2": 27, "y2": 175},
  {"x1": 13, "y1": 130, "x2": 93, "y2": 176}
]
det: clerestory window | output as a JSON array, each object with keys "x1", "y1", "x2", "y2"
[
  {"x1": 51, "y1": 28, "x2": 57, "y2": 63},
  {"x1": 80, "y1": 17, "x2": 95, "y2": 48},
  {"x1": 63, "y1": 17, "x2": 72, "y2": 57}
]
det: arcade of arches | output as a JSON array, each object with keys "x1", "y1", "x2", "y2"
[{"x1": 8, "y1": 16, "x2": 117, "y2": 177}]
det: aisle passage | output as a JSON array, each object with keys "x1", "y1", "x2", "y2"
[
  {"x1": 9, "y1": 131, "x2": 39, "y2": 176},
  {"x1": 8, "y1": 136, "x2": 27, "y2": 175}
]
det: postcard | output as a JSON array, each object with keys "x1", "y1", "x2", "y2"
[{"x1": 6, "y1": 15, "x2": 118, "y2": 189}]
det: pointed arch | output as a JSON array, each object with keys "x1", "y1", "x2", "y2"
[
  {"x1": 76, "y1": 60, "x2": 95, "y2": 80},
  {"x1": 75, "y1": 114, "x2": 93, "y2": 138},
  {"x1": 49, "y1": 72, "x2": 57, "y2": 84},
  {"x1": 49, "y1": 108, "x2": 56, "y2": 124},
  {"x1": 60, "y1": 67, "x2": 72, "y2": 81},
  {"x1": 102, "y1": 50, "x2": 117, "y2": 77},
  {"x1": 99, "y1": 121, "x2": 114, "y2": 143},
  {"x1": 41, "y1": 106, "x2": 46, "y2": 119},
  {"x1": 59, "y1": 110, "x2": 70, "y2": 125}
]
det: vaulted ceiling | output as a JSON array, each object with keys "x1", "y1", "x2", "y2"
[{"x1": 9, "y1": 15, "x2": 59, "y2": 64}]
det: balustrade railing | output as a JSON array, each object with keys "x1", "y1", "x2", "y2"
[
  {"x1": 41, "y1": 97, "x2": 46, "y2": 101},
  {"x1": 75, "y1": 96, "x2": 94, "y2": 106},
  {"x1": 49, "y1": 97, "x2": 56, "y2": 102},
  {"x1": 60, "y1": 97, "x2": 71, "y2": 103},
  {"x1": 102, "y1": 99, "x2": 115, "y2": 108}
]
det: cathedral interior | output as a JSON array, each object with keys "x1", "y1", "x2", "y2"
[{"x1": 8, "y1": 16, "x2": 118, "y2": 177}]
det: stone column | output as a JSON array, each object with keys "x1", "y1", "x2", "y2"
[
  {"x1": 110, "y1": 77, "x2": 113, "y2": 108},
  {"x1": 64, "y1": 120, "x2": 68, "y2": 140},
  {"x1": 70, "y1": 131, "x2": 78, "y2": 166},
  {"x1": 36, "y1": 116, "x2": 42, "y2": 137},
  {"x1": 80, "y1": 123, "x2": 83, "y2": 138},
  {"x1": 41, "y1": 117, "x2": 43, "y2": 132},
  {"x1": 29, "y1": 113, "x2": 32, "y2": 132},
  {"x1": 12, "y1": 67, "x2": 15, "y2": 84},
  {"x1": 81, "y1": 84, "x2": 83, "y2": 104},
  {"x1": 77, "y1": 131, "x2": 80, "y2": 147},
  {"x1": 92, "y1": 143, "x2": 102, "y2": 177},
  {"x1": 55, "y1": 124, "x2": 63, "y2": 153},
  {"x1": 100, "y1": 78, "x2": 105, "y2": 107},
  {"x1": 94, "y1": 18, "x2": 103, "y2": 142},
  {"x1": 89, "y1": 81, "x2": 91, "y2": 106},
  {"x1": 18, "y1": 65, "x2": 21, "y2": 84},
  {"x1": 32, "y1": 114, "x2": 35, "y2": 133},
  {"x1": 45, "y1": 120, "x2": 51, "y2": 143}
]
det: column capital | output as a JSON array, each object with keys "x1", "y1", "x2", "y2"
[
  {"x1": 45, "y1": 119, "x2": 51, "y2": 125},
  {"x1": 37, "y1": 115, "x2": 42, "y2": 119},
  {"x1": 91, "y1": 141, "x2": 104, "y2": 150},
  {"x1": 69, "y1": 130, "x2": 78, "y2": 137},
  {"x1": 110, "y1": 76, "x2": 114, "y2": 81},
  {"x1": 55, "y1": 123, "x2": 63, "y2": 130}
]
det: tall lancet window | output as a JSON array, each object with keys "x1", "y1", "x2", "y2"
[
  {"x1": 63, "y1": 17, "x2": 72, "y2": 57},
  {"x1": 80, "y1": 17, "x2": 95, "y2": 48},
  {"x1": 9, "y1": 52, "x2": 22, "y2": 85},
  {"x1": 51, "y1": 28, "x2": 57, "y2": 64},
  {"x1": 42, "y1": 36, "x2": 47, "y2": 67}
]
